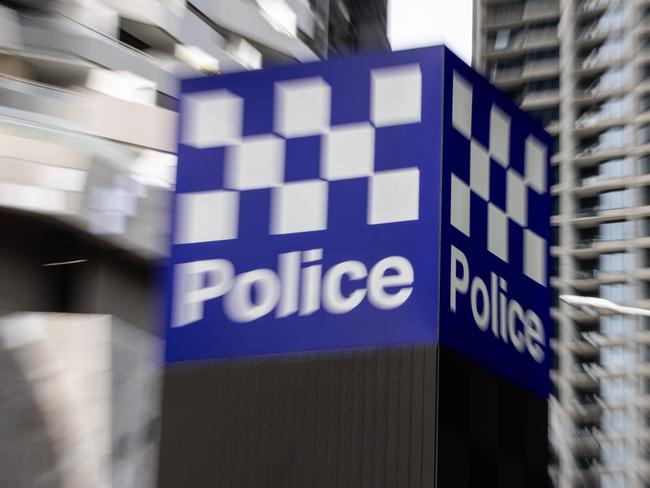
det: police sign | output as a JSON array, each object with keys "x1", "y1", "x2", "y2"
[{"x1": 165, "y1": 46, "x2": 551, "y2": 396}]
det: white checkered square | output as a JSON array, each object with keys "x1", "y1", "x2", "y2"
[
  {"x1": 525, "y1": 135, "x2": 547, "y2": 194},
  {"x1": 225, "y1": 134, "x2": 284, "y2": 190},
  {"x1": 489, "y1": 105, "x2": 510, "y2": 167},
  {"x1": 271, "y1": 180, "x2": 327, "y2": 235},
  {"x1": 371, "y1": 65, "x2": 422, "y2": 127},
  {"x1": 175, "y1": 190, "x2": 239, "y2": 244},
  {"x1": 506, "y1": 169, "x2": 527, "y2": 227},
  {"x1": 524, "y1": 229, "x2": 546, "y2": 286},
  {"x1": 488, "y1": 203, "x2": 508, "y2": 262},
  {"x1": 275, "y1": 78, "x2": 331, "y2": 137},
  {"x1": 470, "y1": 140, "x2": 490, "y2": 201},
  {"x1": 181, "y1": 90, "x2": 243, "y2": 148},
  {"x1": 368, "y1": 168, "x2": 420, "y2": 225},
  {"x1": 321, "y1": 122, "x2": 374, "y2": 180},
  {"x1": 452, "y1": 72, "x2": 472, "y2": 138},
  {"x1": 450, "y1": 174, "x2": 470, "y2": 237}
]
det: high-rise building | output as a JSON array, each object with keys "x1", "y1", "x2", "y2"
[
  {"x1": 475, "y1": 0, "x2": 650, "y2": 486},
  {"x1": 0, "y1": 1, "x2": 387, "y2": 486}
]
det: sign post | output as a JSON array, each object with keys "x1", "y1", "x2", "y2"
[{"x1": 158, "y1": 46, "x2": 551, "y2": 487}]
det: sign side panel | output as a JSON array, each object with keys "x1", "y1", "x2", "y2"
[{"x1": 438, "y1": 48, "x2": 551, "y2": 397}]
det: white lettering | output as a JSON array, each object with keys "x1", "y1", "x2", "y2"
[
  {"x1": 322, "y1": 261, "x2": 367, "y2": 314},
  {"x1": 449, "y1": 246, "x2": 546, "y2": 364},
  {"x1": 172, "y1": 251, "x2": 415, "y2": 325},
  {"x1": 450, "y1": 245, "x2": 469, "y2": 312},
  {"x1": 173, "y1": 259, "x2": 234, "y2": 327},
  {"x1": 525, "y1": 310, "x2": 545, "y2": 363},
  {"x1": 224, "y1": 269, "x2": 281, "y2": 322},
  {"x1": 470, "y1": 277, "x2": 489, "y2": 331},
  {"x1": 367, "y1": 256, "x2": 414, "y2": 309}
]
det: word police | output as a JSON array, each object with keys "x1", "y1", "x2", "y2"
[
  {"x1": 173, "y1": 249, "x2": 414, "y2": 326},
  {"x1": 450, "y1": 245, "x2": 545, "y2": 363}
]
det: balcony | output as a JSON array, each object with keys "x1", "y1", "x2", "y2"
[
  {"x1": 570, "y1": 268, "x2": 600, "y2": 290},
  {"x1": 18, "y1": 13, "x2": 181, "y2": 96},
  {"x1": 523, "y1": 1, "x2": 560, "y2": 21},
  {"x1": 576, "y1": 206, "x2": 603, "y2": 219},
  {"x1": 485, "y1": 5, "x2": 524, "y2": 28},
  {"x1": 567, "y1": 396, "x2": 601, "y2": 421},
  {"x1": 190, "y1": 0, "x2": 317, "y2": 61},
  {"x1": 522, "y1": 58, "x2": 560, "y2": 78},
  {"x1": 575, "y1": 142, "x2": 630, "y2": 164},
  {"x1": 0, "y1": 75, "x2": 177, "y2": 152},
  {"x1": 485, "y1": 1, "x2": 558, "y2": 29},
  {"x1": 576, "y1": 177, "x2": 625, "y2": 195},
  {"x1": 491, "y1": 66, "x2": 523, "y2": 85},
  {"x1": 577, "y1": 17, "x2": 624, "y2": 46},
  {"x1": 575, "y1": 86, "x2": 627, "y2": 105},
  {"x1": 639, "y1": 14, "x2": 650, "y2": 35},
  {"x1": 577, "y1": 0, "x2": 614, "y2": 15},
  {"x1": 485, "y1": 27, "x2": 558, "y2": 56},
  {"x1": 568, "y1": 363, "x2": 600, "y2": 388},
  {"x1": 521, "y1": 89, "x2": 560, "y2": 110},
  {"x1": 579, "y1": 50, "x2": 626, "y2": 72},
  {"x1": 0, "y1": 117, "x2": 172, "y2": 259},
  {"x1": 572, "y1": 431, "x2": 600, "y2": 455},
  {"x1": 574, "y1": 112, "x2": 628, "y2": 136},
  {"x1": 568, "y1": 338, "x2": 599, "y2": 356}
]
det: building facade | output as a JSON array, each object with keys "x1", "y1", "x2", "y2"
[
  {"x1": 0, "y1": 1, "x2": 386, "y2": 487},
  {"x1": 475, "y1": 0, "x2": 650, "y2": 487}
]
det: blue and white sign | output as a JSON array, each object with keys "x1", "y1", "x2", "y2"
[
  {"x1": 165, "y1": 46, "x2": 551, "y2": 397},
  {"x1": 439, "y1": 51, "x2": 551, "y2": 396}
]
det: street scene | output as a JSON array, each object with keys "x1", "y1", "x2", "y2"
[{"x1": 0, "y1": 0, "x2": 644, "y2": 487}]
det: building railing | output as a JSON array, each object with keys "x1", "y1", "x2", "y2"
[
  {"x1": 487, "y1": 27, "x2": 558, "y2": 53},
  {"x1": 523, "y1": 58, "x2": 560, "y2": 76},
  {"x1": 491, "y1": 66, "x2": 522, "y2": 81},
  {"x1": 575, "y1": 109, "x2": 628, "y2": 129},
  {"x1": 578, "y1": 0, "x2": 612, "y2": 13},
  {"x1": 574, "y1": 268, "x2": 600, "y2": 279},
  {"x1": 523, "y1": 1, "x2": 559, "y2": 19},
  {"x1": 485, "y1": 6, "x2": 524, "y2": 26}
]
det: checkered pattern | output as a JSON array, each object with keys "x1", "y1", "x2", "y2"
[
  {"x1": 450, "y1": 71, "x2": 548, "y2": 287},
  {"x1": 176, "y1": 65, "x2": 422, "y2": 244}
]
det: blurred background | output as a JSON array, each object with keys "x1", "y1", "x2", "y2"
[
  {"x1": 0, "y1": 0, "x2": 393, "y2": 487},
  {"x1": 8, "y1": 0, "x2": 650, "y2": 487},
  {"x1": 475, "y1": 1, "x2": 650, "y2": 486}
]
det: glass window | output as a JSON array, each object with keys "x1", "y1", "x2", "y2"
[
  {"x1": 528, "y1": 107, "x2": 559, "y2": 127},
  {"x1": 600, "y1": 252, "x2": 632, "y2": 273},
  {"x1": 494, "y1": 29, "x2": 511, "y2": 50},
  {"x1": 602, "y1": 473, "x2": 627, "y2": 488},
  {"x1": 600, "y1": 189, "x2": 634, "y2": 210},
  {"x1": 600, "y1": 346, "x2": 636, "y2": 372},
  {"x1": 600, "y1": 221, "x2": 627, "y2": 241},
  {"x1": 526, "y1": 78, "x2": 559, "y2": 92},
  {"x1": 586, "y1": 66, "x2": 630, "y2": 94},
  {"x1": 600, "y1": 374, "x2": 636, "y2": 404},
  {"x1": 602, "y1": 408, "x2": 634, "y2": 434},
  {"x1": 600, "y1": 283, "x2": 635, "y2": 304},
  {"x1": 600, "y1": 127, "x2": 627, "y2": 149},
  {"x1": 601, "y1": 315, "x2": 637, "y2": 337},
  {"x1": 582, "y1": 37, "x2": 629, "y2": 68},
  {"x1": 600, "y1": 158, "x2": 633, "y2": 179}
]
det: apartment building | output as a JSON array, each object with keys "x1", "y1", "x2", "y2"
[
  {"x1": 475, "y1": 0, "x2": 650, "y2": 486},
  {"x1": 0, "y1": 1, "x2": 387, "y2": 486}
]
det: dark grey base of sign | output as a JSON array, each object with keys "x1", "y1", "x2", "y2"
[{"x1": 158, "y1": 346, "x2": 547, "y2": 488}]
